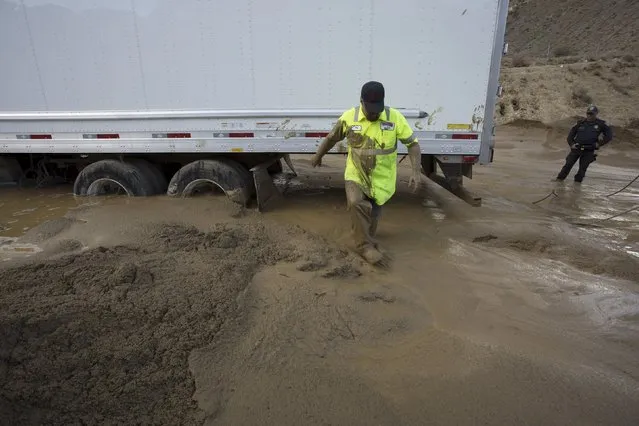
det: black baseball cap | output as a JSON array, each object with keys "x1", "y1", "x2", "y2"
[
  {"x1": 587, "y1": 105, "x2": 598, "y2": 115},
  {"x1": 361, "y1": 81, "x2": 385, "y2": 114}
]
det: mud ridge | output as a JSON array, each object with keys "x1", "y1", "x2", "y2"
[
  {"x1": 474, "y1": 234, "x2": 639, "y2": 282},
  {"x1": 0, "y1": 221, "x2": 356, "y2": 425}
]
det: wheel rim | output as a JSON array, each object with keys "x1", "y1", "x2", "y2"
[
  {"x1": 86, "y1": 178, "x2": 131, "y2": 196},
  {"x1": 182, "y1": 179, "x2": 225, "y2": 197}
]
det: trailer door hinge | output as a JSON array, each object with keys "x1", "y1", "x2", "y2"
[
  {"x1": 497, "y1": 85, "x2": 504, "y2": 97},
  {"x1": 503, "y1": 42, "x2": 509, "y2": 55}
]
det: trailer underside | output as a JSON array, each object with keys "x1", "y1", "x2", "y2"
[{"x1": 0, "y1": 151, "x2": 482, "y2": 210}]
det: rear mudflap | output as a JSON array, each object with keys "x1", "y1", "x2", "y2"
[{"x1": 250, "y1": 154, "x2": 298, "y2": 212}]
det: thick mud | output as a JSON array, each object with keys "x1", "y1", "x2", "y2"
[
  {"x1": 0, "y1": 125, "x2": 638, "y2": 425},
  {"x1": 0, "y1": 218, "x2": 362, "y2": 425}
]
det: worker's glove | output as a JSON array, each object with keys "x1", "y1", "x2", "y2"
[
  {"x1": 311, "y1": 153, "x2": 322, "y2": 168},
  {"x1": 408, "y1": 171, "x2": 421, "y2": 192},
  {"x1": 570, "y1": 143, "x2": 579, "y2": 150},
  {"x1": 595, "y1": 142, "x2": 600, "y2": 149}
]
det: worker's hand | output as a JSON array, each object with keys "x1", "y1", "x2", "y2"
[
  {"x1": 408, "y1": 171, "x2": 421, "y2": 192},
  {"x1": 311, "y1": 154, "x2": 322, "y2": 168},
  {"x1": 570, "y1": 143, "x2": 577, "y2": 150},
  {"x1": 595, "y1": 142, "x2": 600, "y2": 149}
]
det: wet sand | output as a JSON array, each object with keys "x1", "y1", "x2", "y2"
[{"x1": 1, "y1": 125, "x2": 638, "y2": 425}]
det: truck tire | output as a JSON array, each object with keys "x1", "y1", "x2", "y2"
[
  {"x1": 0, "y1": 157, "x2": 22, "y2": 185},
  {"x1": 129, "y1": 159, "x2": 168, "y2": 195},
  {"x1": 167, "y1": 159, "x2": 252, "y2": 205},
  {"x1": 73, "y1": 159, "x2": 156, "y2": 196}
]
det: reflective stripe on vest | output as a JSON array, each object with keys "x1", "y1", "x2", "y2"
[
  {"x1": 349, "y1": 106, "x2": 396, "y2": 156},
  {"x1": 351, "y1": 146, "x2": 396, "y2": 156}
]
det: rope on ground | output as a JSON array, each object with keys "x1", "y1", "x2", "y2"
[
  {"x1": 601, "y1": 205, "x2": 639, "y2": 222},
  {"x1": 532, "y1": 190, "x2": 558, "y2": 205},
  {"x1": 605, "y1": 173, "x2": 639, "y2": 197},
  {"x1": 532, "y1": 172, "x2": 638, "y2": 205}
]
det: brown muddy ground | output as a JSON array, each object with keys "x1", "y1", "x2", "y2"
[{"x1": 1, "y1": 125, "x2": 638, "y2": 425}]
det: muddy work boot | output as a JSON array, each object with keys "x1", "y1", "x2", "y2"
[{"x1": 360, "y1": 245, "x2": 391, "y2": 268}]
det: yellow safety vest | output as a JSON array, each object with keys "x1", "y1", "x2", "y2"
[{"x1": 338, "y1": 104, "x2": 417, "y2": 205}]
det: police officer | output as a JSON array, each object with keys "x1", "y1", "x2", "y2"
[
  {"x1": 311, "y1": 81, "x2": 422, "y2": 266},
  {"x1": 556, "y1": 105, "x2": 613, "y2": 183}
]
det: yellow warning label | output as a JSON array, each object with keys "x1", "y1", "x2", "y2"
[
  {"x1": 447, "y1": 123, "x2": 472, "y2": 130},
  {"x1": 231, "y1": 147, "x2": 244, "y2": 153}
]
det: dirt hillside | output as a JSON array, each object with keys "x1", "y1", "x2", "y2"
[
  {"x1": 500, "y1": 1, "x2": 639, "y2": 136},
  {"x1": 499, "y1": 57, "x2": 639, "y2": 130},
  {"x1": 507, "y1": 0, "x2": 639, "y2": 58}
]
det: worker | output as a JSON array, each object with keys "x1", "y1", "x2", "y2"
[
  {"x1": 311, "y1": 81, "x2": 422, "y2": 266},
  {"x1": 556, "y1": 105, "x2": 613, "y2": 183}
]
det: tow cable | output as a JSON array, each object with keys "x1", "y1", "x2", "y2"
[
  {"x1": 532, "y1": 173, "x2": 639, "y2": 222},
  {"x1": 605, "y1": 173, "x2": 639, "y2": 198},
  {"x1": 532, "y1": 190, "x2": 558, "y2": 205}
]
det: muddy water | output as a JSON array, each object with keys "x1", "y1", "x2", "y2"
[
  {"x1": 1, "y1": 125, "x2": 639, "y2": 425},
  {"x1": 0, "y1": 186, "x2": 78, "y2": 237}
]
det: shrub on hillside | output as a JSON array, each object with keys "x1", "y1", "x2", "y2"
[
  {"x1": 571, "y1": 87, "x2": 593, "y2": 106},
  {"x1": 553, "y1": 46, "x2": 572, "y2": 57},
  {"x1": 585, "y1": 62, "x2": 602, "y2": 71},
  {"x1": 611, "y1": 82, "x2": 630, "y2": 96},
  {"x1": 511, "y1": 98, "x2": 521, "y2": 111},
  {"x1": 512, "y1": 56, "x2": 532, "y2": 67}
]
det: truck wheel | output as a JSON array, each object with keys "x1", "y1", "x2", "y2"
[
  {"x1": 167, "y1": 159, "x2": 252, "y2": 205},
  {"x1": 128, "y1": 159, "x2": 168, "y2": 195},
  {"x1": 73, "y1": 159, "x2": 156, "y2": 196},
  {"x1": 0, "y1": 157, "x2": 22, "y2": 185}
]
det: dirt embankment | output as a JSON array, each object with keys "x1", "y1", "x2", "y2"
[
  {"x1": 499, "y1": 57, "x2": 639, "y2": 131},
  {"x1": 0, "y1": 219, "x2": 361, "y2": 425},
  {"x1": 501, "y1": 0, "x2": 639, "y2": 132}
]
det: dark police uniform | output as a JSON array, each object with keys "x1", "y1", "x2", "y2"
[{"x1": 556, "y1": 116, "x2": 613, "y2": 182}]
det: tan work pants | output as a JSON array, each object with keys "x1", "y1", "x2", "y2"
[{"x1": 345, "y1": 181, "x2": 382, "y2": 251}]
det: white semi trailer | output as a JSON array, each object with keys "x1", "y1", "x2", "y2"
[{"x1": 0, "y1": 0, "x2": 509, "y2": 209}]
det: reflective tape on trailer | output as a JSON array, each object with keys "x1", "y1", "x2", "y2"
[
  {"x1": 83, "y1": 133, "x2": 120, "y2": 139},
  {"x1": 152, "y1": 132, "x2": 192, "y2": 138},
  {"x1": 16, "y1": 134, "x2": 52, "y2": 139},
  {"x1": 435, "y1": 133, "x2": 479, "y2": 140},
  {"x1": 212, "y1": 132, "x2": 254, "y2": 138}
]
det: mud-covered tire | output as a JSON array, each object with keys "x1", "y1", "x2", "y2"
[
  {"x1": 167, "y1": 159, "x2": 253, "y2": 205},
  {"x1": 73, "y1": 159, "x2": 156, "y2": 196},
  {"x1": 129, "y1": 159, "x2": 168, "y2": 195}
]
